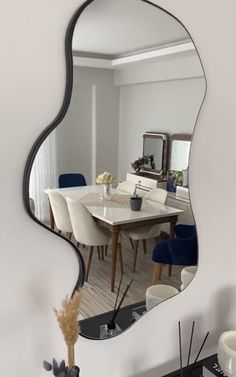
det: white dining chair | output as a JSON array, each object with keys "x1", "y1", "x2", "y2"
[
  {"x1": 66, "y1": 198, "x2": 123, "y2": 281},
  {"x1": 47, "y1": 191, "x2": 73, "y2": 240},
  {"x1": 120, "y1": 188, "x2": 168, "y2": 272},
  {"x1": 116, "y1": 181, "x2": 136, "y2": 195}
]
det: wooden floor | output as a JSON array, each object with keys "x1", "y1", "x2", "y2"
[{"x1": 77, "y1": 237, "x2": 184, "y2": 320}]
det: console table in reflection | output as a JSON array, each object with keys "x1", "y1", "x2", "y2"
[{"x1": 80, "y1": 301, "x2": 146, "y2": 339}]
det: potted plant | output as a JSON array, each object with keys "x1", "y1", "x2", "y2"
[
  {"x1": 130, "y1": 183, "x2": 142, "y2": 211},
  {"x1": 43, "y1": 291, "x2": 82, "y2": 377}
]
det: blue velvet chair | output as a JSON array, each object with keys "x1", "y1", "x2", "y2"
[
  {"x1": 151, "y1": 224, "x2": 198, "y2": 284},
  {"x1": 58, "y1": 173, "x2": 87, "y2": 188}
]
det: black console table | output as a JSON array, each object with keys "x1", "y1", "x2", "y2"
[{"x1": 162, "y1": 354, "x2": 225, "y2": 377}]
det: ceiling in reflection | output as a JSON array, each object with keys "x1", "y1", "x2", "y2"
[{"x1": 72, "y1": 0, "x2": 190, "y2": 58}]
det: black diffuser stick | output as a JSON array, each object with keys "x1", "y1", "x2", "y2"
[
  {"x1": 113, "y1": 272, "x2": 123, "y2": 314},
  {"x1": 187, "y1": 321, "x2": 195, "y2": 366},
  {"x1": 187, "y1": 331, "x2": 209, "y2": 377},
  {"x1": 178, "y1": 321, "x2": 183, "y2": 377},
  {"x1": 111, "y1": 279, "x2": 133, "y2": 325},
  {"x1": 193, "y1": 331, "x2": 209, "y2": 364}
]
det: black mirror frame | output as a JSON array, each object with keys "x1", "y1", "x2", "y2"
[{"x1": 22, "y1": 0, "x2": 207, "y2": 338}]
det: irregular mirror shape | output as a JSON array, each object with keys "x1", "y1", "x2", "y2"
[{"x1": 28, "y1": 0, "x2": 206, "y2": 339}]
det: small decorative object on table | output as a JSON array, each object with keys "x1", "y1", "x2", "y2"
[
  {"x1": 96, "y1": 171, "x2": 115, "y2": 201},
  {"x1": 100, "y1": 273, "x2": 133, "y2": 339},
  {"x1": 43, "y1": 291, "x2": 82, "y2": 377},
  {"x1": 130, "y1": 183, "x2": 142, "y2": 211},
  {"x1": 218, "y1": 330, "x2": 236, "y2": 377},
  {"x1": 163, "y1": 321, "x2": 209, "y2": 377},
  {"x1": 131, "y1": 154, "x2": 154, "y2": 173}
]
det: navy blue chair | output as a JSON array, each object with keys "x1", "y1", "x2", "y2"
[
  {"x1": 58, "y1": 173, "x2": 87, "y2": 188},
  {"x1": 151, "y1": 224, "x2": 198, "y2": 284}
]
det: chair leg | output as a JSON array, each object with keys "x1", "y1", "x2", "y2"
[
  {"x1": 118, "y1": 243, "x2": 123, "y2": 273},
  {"x1": 129, "y1": 238, "x2": 134, "y2": 249},
  {"x1": 86, "y1": 246, "x2": 94, "y2": 281},
  {"x1": 76, "y1": 241, "x2": 80, "y2": 248},
  {"x1": 66, "y1": 232, "x2": 72, "y2": 241},
  {"x1": 152, "y1": 262, "x2": 163, "y2": 285},
  {"x1": 168, "y1": 264, "x2": 172, "y2": 277},
  {"x1": 58, "y1": 230, "x2": 62, "y2": 234},
  {"x1": 97, "y1": 246, "x2": 101, "y2": 260},
  {"x1": 105, "y1": 245, "x2": 108, "y2": 256},
  {"x1": 101, "y1": 246, "x2": 105, "y2": 260},
  {"x1": 142, "y1": 239, "x2": 147, "y2": 254},
  {"x1": 133, "y1": 240, "x2": 139, "y2": 273}
]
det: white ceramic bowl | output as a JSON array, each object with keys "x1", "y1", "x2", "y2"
[{"x1": 218, "y1": 331, "x2": 236, "y2": 377}]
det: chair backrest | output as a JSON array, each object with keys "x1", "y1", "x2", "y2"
[
  {"x1": 116, "y1": 181, "x2": 136, "y2": 195},
  {"x1": 66, "y1": 198, "x2": 109, "y2": 246},
  {"x1": 59, "y1": 173, "x2": 87, "y2": 188},
  {"x1": 47, "y1": 191, "x2": 72, "y2": 233},
  {"x1": 146, "y1": 188, "x2": 167, "y2": 204}
]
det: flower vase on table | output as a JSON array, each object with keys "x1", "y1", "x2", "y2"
[
  {"x1": 96, "y1": 171, "x2": 115, "y2": 201},
  {"x1": 103, "y1": 183, "x2": 112, "y2": 201}
]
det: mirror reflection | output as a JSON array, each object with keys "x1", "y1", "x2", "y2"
[
  {"x1": 142, "y1": 132, "x2": 168, "y2": 174},
  {"x1": 28, "y1": 0, "x2": 206, "y2": 339}
]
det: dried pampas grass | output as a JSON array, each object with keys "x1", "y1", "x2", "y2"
[{"x1": 54, "y1": 290, "x2": 82, "y2": 368}]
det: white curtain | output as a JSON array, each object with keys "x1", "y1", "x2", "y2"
[{"x1": 29, "y1": 132, "x2": 57, "y2": 224}]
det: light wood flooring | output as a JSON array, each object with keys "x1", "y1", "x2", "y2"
[{"x1": 78, "y1": 237, "x2": 184, "y2": 320}]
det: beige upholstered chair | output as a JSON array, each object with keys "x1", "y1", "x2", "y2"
[
  {"x1": 116, "y1": 181, "x2": 136, "y2": 195},
  {"x1": 66, "y1": 198, "x2": 123, "y2": 281},
  {"x1": 121, "y1": 188, "x2": 168, "y2": 272},
  {"x1": 47, "y1": 191, "x2": 73, "y2": 240}
]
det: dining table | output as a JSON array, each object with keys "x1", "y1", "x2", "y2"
[{"x1": 46, "y1": 185, "x2": 183, "y2": 292}]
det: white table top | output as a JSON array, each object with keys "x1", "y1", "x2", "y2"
[{"x1": 46, "y1": 185, "x2": 183, "y2": 226}]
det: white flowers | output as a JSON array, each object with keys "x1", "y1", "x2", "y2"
[{"x1": 96, "y1": 171, "x2": 115, "y2": 185}]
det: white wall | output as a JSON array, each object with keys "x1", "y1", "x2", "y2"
[
  {"x1": 56, "y1": 66, "x2": 119, "y2": 184},
  {"x1": 118, "y1": 77, "x2": 206, "y2": 179},
  {"x1": 1, "y1": 1, "x2": 236, "y2": 377}
]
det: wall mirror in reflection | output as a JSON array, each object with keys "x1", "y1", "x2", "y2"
[
  {"x1": 27, "y1": 0, "x2": 206, "y2": 339},
  {"x1": 170, "y1": 134, "x2": 192, "y2": 172},
  {"x1": 142, "y1": 132, "x2": 168, "y2": 174}
]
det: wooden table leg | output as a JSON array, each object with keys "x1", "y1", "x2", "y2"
[
  {"x1": 169, "y1": 216, "x2": 178, "y2": 239},
  {"x1": 110, "y1": 225, "x2": 120, "y2": 292}
]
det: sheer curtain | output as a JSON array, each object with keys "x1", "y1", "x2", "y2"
[{"x1": 29, "y1": 133, "x2": 57, "y2": 224}]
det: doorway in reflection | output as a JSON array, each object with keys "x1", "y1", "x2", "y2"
[{"x1": 28, "y1": 0, "x2": 206, "y2": 339}]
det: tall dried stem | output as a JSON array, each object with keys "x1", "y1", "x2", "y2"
[{"x1": 54, "y1": 291, "x2": 82, "y2": 368}]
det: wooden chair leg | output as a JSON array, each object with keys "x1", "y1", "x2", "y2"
[
  {"x1": 142, "y1": 239, "x2": 147, "y2": 254},
  {"x1": 118, "y1": 243, "x2": 123, "y2": 273},
  {"x1": 168, "y1": 264, "x2": 172, "y2": 277},
  {"x1": 86, "y1": 246, "x2": 94, "y2": 281},
  {"x1": 133, "y1": 240, "x2": 139, "y2": 273},
  {"x1": 105, "y1": 245, "x2": 108, "y2": 256},
  {"x1": 97, "y1": 246, "x2": 101, "y2": 260},
  {"x1": 66, "y1": 232, "x2": 72, "y2": 241},
  {"x1": 101, "y1": 246, "x2": 105, "y2": 260},
  {"x1": 76, "y1": 242, "x2": 80, "y2": 248},
  {"x1": 152, "y1": 262, "x2": 163, "y2": 285},
  {"x1": 129, "y1": 238, "x2": 134, "y2": 249}
]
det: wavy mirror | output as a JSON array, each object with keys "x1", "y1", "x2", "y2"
[{"x1": 25, "y1": 0, "x2": 206, "y2": 340}]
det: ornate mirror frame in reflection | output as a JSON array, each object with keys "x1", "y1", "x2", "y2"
[
  {"x1": 142, "y1": 132, "x2": 169, "y2": 175},
  {"x1": 23, "y1": 0, "x2": 206, "y2": 340}
]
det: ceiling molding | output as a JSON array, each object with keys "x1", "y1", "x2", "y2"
[{"x1": 73, "y1": 41, "x2": 195, "y2": 69}]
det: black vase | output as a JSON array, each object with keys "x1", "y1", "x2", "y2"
[{"x1": 130, "y1": 196, "x2": 142, "y2": 211}]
